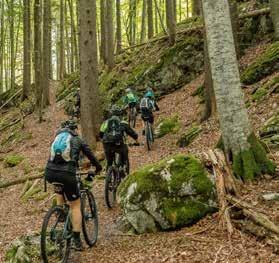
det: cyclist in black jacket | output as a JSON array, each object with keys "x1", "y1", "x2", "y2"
[
  {"x1": 45, "y1": 120, "x2": 102, "y2": 251},
  {"x1": 100, "y1": 106, "x2": 139, "y2": 174}
]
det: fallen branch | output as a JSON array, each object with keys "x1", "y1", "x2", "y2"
[
  {"x1": 227, "y1": 195, "x2": 279, "y2": 235},
  {"x1": 239, "y1": 7, "x2": 270, "y2": 19},
  {"x1": 0, "y1": 88, "x2": 23, "y2": 111},
  {"x1": 0, "y1": 173, "x2": 44, "y2": 189},
  {"x1": 0, "y1": 118, "x2": 21, "y2": 132}
]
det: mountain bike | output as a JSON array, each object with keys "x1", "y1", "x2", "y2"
[
  {"x1": 128, "y1": 105, "x2": 137, "y2": 128},
  {"x1": 41, "y1": 171, "x2": 98, "y2": 263},
  {"x1": 144, "y1": 119, "x2": 154, "y2": 151},
  {"x1": 104, "y1": 153, "x2": 126, "y2": 209}
]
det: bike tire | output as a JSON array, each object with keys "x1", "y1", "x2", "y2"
[
  {"x1": 131, "y1": 108, "x2": 137, "y2": 128},
  {"x1": 104, "y1": 167, "x2": 117, "y2": 208},
  {"x1": 41, "y1": 206, "x2": 71, "y2": 263},
  {"x1": 146, "y1": 122, "x2": 152, "y2": 151},
  {"x1": 81, "y1": 191, "x2": 99, "y2": 247}
]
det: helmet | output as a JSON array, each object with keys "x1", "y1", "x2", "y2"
[
  {"x1": 65, "y1": 120, "x2": 78, "y2": 130},
  {"x1": 110, "y1": 105, "x2": 122, "y2": 116},
  {"x1": 145, "y1": 90, "x2": 154, "y2": 98}
]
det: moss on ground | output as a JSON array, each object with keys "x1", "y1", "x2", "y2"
[
  {"x1": 241, "y1": 41, "x2": 279, "y2": 85},
  {"x1": 156, "y1": 116, "x2": 181, "y2": 138},
  {"x1": 252, "y1": 87, "x2": 268, "y2": 102},
  {"x1": 4, "y1": 154, "x2": 24, "y2": 167},
  {"x1": 176, "y1": 125, "x2": 202, "y2": 147},
  {"x1": 232, "y1": 133, "x2": 276, "y2": 180}
]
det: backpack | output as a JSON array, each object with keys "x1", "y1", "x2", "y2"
[
  {"x1": 103, "y1": 116, "x2": 123, "y2": 144},
  {"x1": 50, "y1": 131, "x2": 72, "y2": 163},
  {"x1": 140, "y1": 97, "x2": 153, "y2": 111}
]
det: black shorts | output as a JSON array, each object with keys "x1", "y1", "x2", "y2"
[
  {"x1": 128, "y1": 102, "x2": 137, "y2": 108},
  {"x1": 141, "y1": 109, "x2": 154, "y2": 124},
  {"x1": 45, "y1": 168, "x2": 80, "y2": 201}
]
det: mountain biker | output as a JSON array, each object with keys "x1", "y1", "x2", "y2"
[
  {"x1": 44, "y1": 120, "x2": 102, "y2": 251},
  {"x1": 123, "y1": 87, "x2": 139, "y2": 124},
  {"x1": 99, "y1": 105, "x2": 139, "y2": 175},
  {"x1": 140, "y1": 88, "x2": 159, "y2": 135}
]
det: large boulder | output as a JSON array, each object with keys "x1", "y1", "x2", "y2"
[{"x1": 118, "y1": 154, "x2": 217, "y2": 234}]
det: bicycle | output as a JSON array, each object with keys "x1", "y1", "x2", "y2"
[
  {"x1": 104, "y1": 153, "x2": 126, "y2": 209},
  {"x1": 41, "y1": 171, "x2": 98, "y2": 263},
  {"x1": 144, "y1": 119, "x2": 154, "y2": 151},
  {"x1": 128, "y1": 105, "x2": 137, "y2": 128}
]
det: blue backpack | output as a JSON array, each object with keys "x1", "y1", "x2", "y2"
[{"x1": 50, "y1": 132, "x2": 72, "y2": 163}]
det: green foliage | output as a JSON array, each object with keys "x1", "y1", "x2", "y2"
[
  {"x1": 252, "y1": 87, "x2": 268, "y2": 102},
  {"x1": 156, "y1": 116, "x2": 181, "y2": 138},
  {"x1": 191, "y1": 85, "x2": 204, "y2": 97},
  {"x1": 4, "y1": 154, "x2": 24, "y2": 167},
  {"x1": 241, "y1": 41, "x2": 279, "y2": 85}
]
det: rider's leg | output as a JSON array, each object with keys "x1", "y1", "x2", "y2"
[
  {"x1": 56, "y1": 194, "x2": 65, "y2": 206},
  {"x1": 119, "y1": 144, "x2": 129, "y2": 175},
  {"x1": 69, "y1": 198, "x2": 82, "y2": 232},
  {"x1": 103, "y1": 143, "x2": 114, "y2": 170}
]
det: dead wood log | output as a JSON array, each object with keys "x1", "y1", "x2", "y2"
[
  {"x1": 0, "y1": 173, "x2": 43, "y2": 189},
  {"x1": 227, "y1": 195, "x2": 279, "y2": 235},
  {"x1": 0, "y1": 88, "x2": 23, "y2": 111}
]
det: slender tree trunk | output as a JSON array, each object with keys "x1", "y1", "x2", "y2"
[
  {"x1": 79, "y1": 0, "x2": 100, "y2": 148},
  {"x1": 100, "y1": 0, "x2": 107, "y2": 63},
  {"x1": 154, "y1": 0, "x2": 167, "y2": 34},
  {"x1": 0, "y1": 1, "x2": 5, "y2": 93},
  {"x1": 166, "y1": 0, "x2": 176, "y2": 45},
  {"x1": 140, "y1": 0, "x2": 147, "y2": 43},
  {"x1": 68, "y1": 0, "x2": 78, "y2": 71},
  {"x1": 270, "y1": 0, "x2": 279, "y2": 39},
  {"x1": 186, "y1": 0, "x2": 189, "y2": 18},
  {"x1": 147, "y1": 0, "x2": 154, "y2": 39},
  {"x1": 23, "y1": 0, "x2": 31, "y2": 100},
  {"x1": 34, "y1": 0, "x2": 43, "y2": 121},
  {"x1": 192, "y1": 0, "x2": 201, "y2": 16},
  {"x1": 42, "y1": 0, "x2": 50, "y2": 106},
  {"x1": 173, "y1": 0, "x2": 177, "y2": 23},
  {"x1": 201, "y1": 0, "x2": 275, "y2": 180},
  {"x1": 56, "y1": 21, "x2": 60, "y2": 80},
  {"x1": 9, "y1": 0, "x2": 15, "y2": 90},
  {"x1": 59, "y1": 0, "x2": 65, "y2": 79},
  {"x1": 155, "y1": 0, "x2": 158, "y2": 34},
  {"x1": 116, "y1": 0, "x2": 122, "y2": 53},
  {"x1": 106, "y1": 0, "x2": 114, "y2": 70},
  {"x1": 179, "y1": 0, "x2": 182, "y2": 22},
  {"x1": 48, "y1": 5, "x2": 52, "y2": 79},
  {"x1": 65, "y1": 0, "x2": 71, "y2": 74}
]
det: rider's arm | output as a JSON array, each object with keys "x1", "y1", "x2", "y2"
[{"x1": 121, "y1": 121, "x2": 138, "y2": 141}]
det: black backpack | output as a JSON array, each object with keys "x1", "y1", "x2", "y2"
[{"x1": 103, "y1": 116, "x2": 123, "y2": 144}]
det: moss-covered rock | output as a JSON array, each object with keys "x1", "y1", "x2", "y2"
[
  {"x1": 4, "y1": 154, "x2": 24, "y2": 167},
  {"x1": 118, "y1": 154, "x2": 217, "y2": 234},
  {"x1": 176, "y1": 125, "x2": 202, "y2": 147},
  {"x1": 241, "y1": 42, "x2": 279, "y2": 85},
  {"x1": 260, "y1": 112, "x2": 279, "y2": 150},
  {"x1": 155, "y1": 115, "x2": 181, "y2": 138}
]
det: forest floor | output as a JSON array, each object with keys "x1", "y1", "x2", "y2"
[{"x1": 0, "y1": 43, "x2": 279, "y2": 262}]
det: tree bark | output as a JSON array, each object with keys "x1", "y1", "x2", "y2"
[
  {"x1": 201, "y1": 0, "x2": 275, "y2": 180},
  {"x1": 270, "y1": 0, "x2": 279, "y2": 40},
  {"x1": 9, "y1": 0, "x2": 15, "y2": 90},
  {"x1": 229, "y1": 0, "x2": 240, "y2": 59},
  {"x1": 0, "y1": 1, "x2": 4, "y2": 93},
  {"x1": 100, "y1": 0, "x2": 107, "y2": 63},
  {"x1": 68, "y1": 0, "x2": 78, "y2": 71},
  {"x1": 59, "y1": 0, "x2": 65, "y2": 79},
  {"x1": 23, "y1": 0, "x2": 31, "y2": 100},
  {"x1": 106, "y1": 0, "x2": 115, "y2": 70},
  {"x1": 154, "y1": 0, "x2": 167, "y2": 35},
  {"x1": 34, "y1": 0, "x2": 43, "y2": 122},
  {"x1": 116, "y1": 0, "x2": 122, "y2": 53},
  {"x1": 166, "y1": 0, "x2": 176, "y2": 45},
  {"x1": 79, "y1": 0, "x2": 100, "y2": 149},
  {"x1": 192, "y1": 0, "x2": 201, "y2": 16},
  {"x1": 147, "y1": 0, "x2": 154, "y2": 39},
  {"x1": 140, "y1": 0, "x2": 147, "y2": 43},
  {"x1": 42, "y1": 0, "x2": 50, "y2": 106}
]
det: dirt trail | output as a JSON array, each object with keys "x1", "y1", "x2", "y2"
[{"x1": 0, "y1": 57, "x2": 279, "y2": 261}]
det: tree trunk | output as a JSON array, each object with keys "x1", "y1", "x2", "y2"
[
  {"x1": 9, "y1": 0, "x2": 15, "y2": 90},
  {"x1": 100, "y1": 0, "x2": 107, "y2": 63},
  {"x1": 23, "y1": 0, "x2": 31, "y2": 100},
  {"x1": 116, "y1": 0, "x2": 122, "y2": 53},
  {"x1": 147, "y1": 0, "x2": 154, "y2": 39},
  {"x1": 42, "y1": 0, "x2": 50, "y2": 106},
  {"x1": 192, "y1": 0, "x2": 201, "y2": 16},
  {"x1": 173, "y1": 0, "x2": 177, "y2": 23},
  {"x1": 34, "y1": 0, "x2": 43, "y2": 122},
  {"x1": 270, "y1": 0, "x2": 279, "y2": 39},
  {"x1": 0, "y1": 1, "x2": 4, "y2": 93},
  {"x1": 140, "y1": 0, "x2": 147, "y2": 43},
  {"x1": 79, "y1": 0, "x2": 100, "y2": 149},
  {"x1": 106, "y1": 0, "x2": 114, "y2": 70},
  {"x1": 201, "y1": 0, "x2": 275, "y2": 180},
  {"x1": 154, "y1": 0, "x2": 167, "y2": 34},
  {"x1": 166, "y1": 0, "x2": 176, "y2": 45},
  {"x1": 229, "y1": 0, "x2": 240, "y2": 59},
  {"x1": 64, "y1": 0, "x2": 71, "y2": 74},
  {"x1": 68, "y1": 0, "x2": 78, "y2": 71},
  {"x1": 59, "y1": 0, "x2": 65, "y2": 79}
]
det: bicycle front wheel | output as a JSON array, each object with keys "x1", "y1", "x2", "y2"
[
  {"x1": 104, "y1": 167, "x2": 118, "y2": 208},
  {"x1": 41, "y1": 206, "x2": 71, "y2": 263},
  {"x1": 81, "y1": 191, "x2": 99, "y2": 247}
]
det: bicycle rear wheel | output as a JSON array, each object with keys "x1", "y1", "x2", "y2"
[
  {"x1": 81, "y1": 191, "x2": 99, "y2": 247},
  {"x1": 145, "y1": 122, "x2": 152, "y2": 151},
  {"x1": 131, "y1": 107, "x2": 137, "y2": 128},
  {"x1": 104, "y1": 167, "x2": 118, "y2": 208},
  {"x1": 41, "y1": 206, "x2": 71, "y2": 263}
]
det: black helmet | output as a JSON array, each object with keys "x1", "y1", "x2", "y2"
[
  {"x1": 64, "y1": 120, "x2": 78, "y2": 130},
  {"x1": 110, "y1": 105, "x2": 122, "y2": 116}
]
